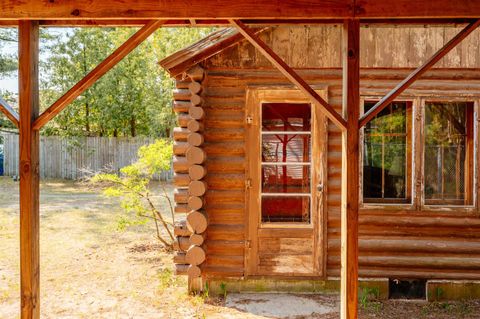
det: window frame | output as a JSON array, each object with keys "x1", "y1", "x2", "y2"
[
  {"x1": 360, "y1": 96, "x2": 479, "y2": 214},
  {"x1": 360, "y1": 97, "x2": 415, "y2": 210},
  {"x1": 245, "y1": 87, "x2": 328, "y2": 229},
  {"x1": 419, "y1": 98, "x2": 478, "y2": 211}
]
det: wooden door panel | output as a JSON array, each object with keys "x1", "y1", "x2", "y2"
[
  {"x1": 258, "y1": 237, "x2": 314, "y2": 274},
  {"x1": 245, "y1": 88, "x2": 328, "y2": 277}
]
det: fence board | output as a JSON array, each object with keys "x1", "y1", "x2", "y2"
[{"x1": 0, "y1": 133, "x2": 173, "y2": 181}]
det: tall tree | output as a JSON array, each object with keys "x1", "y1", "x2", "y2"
[
  {"x1": 0, "y1": 29, "x2": 17, "y2": 77},
  {"x1": 41, "y1": 26, "x2": 215, "y2": 137}
]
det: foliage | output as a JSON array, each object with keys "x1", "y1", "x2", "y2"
[
  {"x1": 0, "y1": 29, "x2": 17, "y2": 78},
  {"x1": 91, "y1": 139, "x2": 175, "y2": 249},
  {"x1": 219, "y1": 282, "x2": 227, "y2": 299},
  {"x1": 359, "y1": 287, "x2": 381, "y2": 312},
  {"x1": 0, "y1": 90, "x2": 18, "y2": 130},
  {"x1": 41, "y1": 27, "x2": 215, "y2": 137}
]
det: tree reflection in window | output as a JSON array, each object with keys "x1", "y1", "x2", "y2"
[
  {"x1": 363, "y1": 101, "x2": 411, "y2": 203},
  {"x1": 424, "y1": 102, "x2": 473, "y2": 205}
]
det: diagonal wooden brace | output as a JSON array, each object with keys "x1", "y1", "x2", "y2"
[
  {"x1": 359, "y1": 19, "x2": 480, "y2": 128},
  {"x1": 0, "y1": 96, "x2": 19, "y2": 127},
  {"x1": 32, "y1": 19, "x2": 165, "y2": 130},
  {"x1": 230, "y1": 19, "x2": 347, "y2": 131}
]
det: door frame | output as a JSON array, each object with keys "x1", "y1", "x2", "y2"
[{"x1": 244, "y1": 86, "x2": 329, "y2": 278}]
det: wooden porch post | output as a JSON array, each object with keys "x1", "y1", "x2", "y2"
[
  {"x1": 18, "y1": 20, "x2": 40, "y2": 319},
  {"x1": 341, "y1": 19, "x2": 360, "y2": 319}
]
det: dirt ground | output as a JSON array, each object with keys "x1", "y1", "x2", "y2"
[{"x1": 1, "y1": 177, "x2": 480, "y2": 319}]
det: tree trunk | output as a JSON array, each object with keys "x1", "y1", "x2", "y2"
[{"x1": 130, "y1": 114, "x2": 136, "y2": 137}]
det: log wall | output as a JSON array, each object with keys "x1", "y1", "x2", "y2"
[
  {"x1": 198, "y1": 67, "x2": 480, "y2": 280},
  {"x1": 171, "y1": 25, "x2": 480, "y2": 281},
  {"x1": 172, "y1": 66, "x2": 208, "y2": 291}
]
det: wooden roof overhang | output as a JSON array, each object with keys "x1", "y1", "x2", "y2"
[{"x1": 1, "y1": 0, "x2": 480, "y2": 20}]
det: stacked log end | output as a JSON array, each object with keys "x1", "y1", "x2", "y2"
[{"x1": 172, "y1": 65, "x2": 207, "y2": 293}]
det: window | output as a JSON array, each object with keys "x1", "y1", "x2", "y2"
[
  {"x1": 261, "y1": 103, "x2": 312, "y2": 223},
  {"x1": 424, "y1": 102, "x2": 474, "y2": 206},
  {"x1": 363, "y1": 101, "x2": 412, "y2": 203},
  {"x1": 362, "y1": 99, "x2": 476, "y2": 209}
]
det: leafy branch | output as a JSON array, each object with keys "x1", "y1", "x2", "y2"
[{"x1": 91, "y1": 139, "x2": 175, "y2": 250}]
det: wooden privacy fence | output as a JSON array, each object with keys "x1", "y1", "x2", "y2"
[{"x1": 1, "y1": 133, "x2": 173, "y2": 180}]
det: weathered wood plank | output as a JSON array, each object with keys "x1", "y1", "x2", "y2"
[
  {"x1": 341, "y1": 19, "x2": 360, "y2": 319},
  {"x1": 19, "y1": 20, "x2": 40, "y2": 319},
  {"x1": 231, "y1": 19, "x2": 347, "y2": 130},
  {"x1": 0, "y1": 1, "x2": 353, "y2": 20},
  {"x1": 359, "y1": 20, "x2": 480, "y2": 127}
]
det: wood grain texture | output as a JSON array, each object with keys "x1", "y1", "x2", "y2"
[
  {"x1": 0, "y1": 1, "x2": 353, "y2": 19},
  {"x1": 18, "y1": 20, "x2": 40, "y2": 319},
  {"x1": 187, "y1": 211, "x2": 208, "y2": 234},
  {"x1": 169, "y1": 24, "x2": 480, "y2": 285},
  {"x1": 231, "y1": 19, "x2": 347, "y2": 130},
  {"x1": 200, "y1": 67, "x2": 480, "y2": 281},
  {"x1": 341, "y1": 19, "x2": 360, "y2": 319},
  {"x1": 206, "y1": 25, "x2": 480, "y2": 70},
  {"x1": 188, "y1": 196, "x2": 204, "y2": 211},
  {"x1": 0, "y1": 96, "x2": 19, "y2": 127},
  {"x1": 359, "y1": 20, "x2": 480, "y2": 127},
  {"x1": 6, "y1": 1, "x2": 480, "y2": 20}
]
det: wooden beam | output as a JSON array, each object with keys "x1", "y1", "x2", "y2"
[
  {"x1": 0, "y1": 96, "x2": 19, "y2": 127},
  {"x1": 18, "y1": 20, "x2": 40, "y2": 319},
  {"x1": 230, "y1": 19, "x2": 347, "y2": 131},
  {"x1": 359, "y1": 19, "x2": 480, "y2": 128},
  {"x1": 32, "y1": 20, "x2": 165, "y2": 130},
  {"x1": 341, "y1": 19, "x2": 360, "y2": 319},
  {"x1": 358, "y1": 0, "x2": 480, "y2": 19},
  {"x1": 0, "y1": 1, "x2": 352, "y2": 19},
  {"x1": 2, "y1": 18, "x2": 475, "y2": 27},
  {"x1": 2, "y1": 1, "x2": 480, "y2": 19}
]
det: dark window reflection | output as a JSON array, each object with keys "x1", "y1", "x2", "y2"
[
  {"x1": 363, "y1": 101, "x2": 410, "y2": 203},
  {"x1": 424, "y1": 102, "x2": 473, "y2": 205}
]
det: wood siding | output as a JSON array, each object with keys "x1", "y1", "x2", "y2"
[
  {"x1": 207, "y1": 25, "x2": 480, "y2": 69},
  {"x1": 172, "y1": 25, "x2": 480, "y2": 280},
  {"x1": 200, "y1": 67, "x2": 480, "y2": 280}
]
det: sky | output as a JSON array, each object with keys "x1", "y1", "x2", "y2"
[
  {"x1": 0, "y1": 36, "x2": 18, "y2": 93},
  {"x1": 0, "y1": 28, "x2": 70, "y2": 94},
  {"x1": 0, "y1": 78, "x2": 17, "y2": 92}
]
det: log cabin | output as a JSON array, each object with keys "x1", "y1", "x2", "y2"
[
  {"x1": 160, "y1": 24, "x2": 480, "y2": 298},
  {"x1": 6, "y1": 2, "x2": 480, "y2": 318}
]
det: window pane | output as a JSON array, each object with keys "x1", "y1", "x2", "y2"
[
  {"x1": 261, "y1": 196, "x2": 310, "y2": 223},
  {"x1": 262, "y1": 103, "x2": 311, "y2": 132},
  {"x1": 365, "y1": 101, "x2": 406, "y2": 134},
  {"x1": 262, "y1": 165, "x2": 310, "y2": 193},
  {"x1": 424, "y1": 102, "x2": 472, "y2": 205},
  {"x1": 363, "y1": 102, "x2": 409, "y2": 202},
  {"x1": 262, "y1": 134, "x2": 311, "y2": 162}
]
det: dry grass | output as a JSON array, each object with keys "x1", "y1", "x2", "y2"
[
  {"x1": 0, "y1": 177, "x2": 226, "y2": 319},
  {"x1": 1, "y1": 177, "x2": 480, "y2": 318}
]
